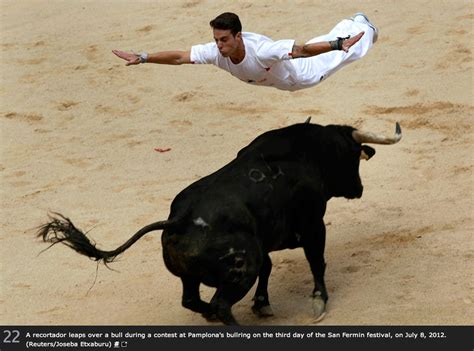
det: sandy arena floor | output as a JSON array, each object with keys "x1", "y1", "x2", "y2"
[{"x1": 1, "y1": 0, "x2": 472, "y2": 325}]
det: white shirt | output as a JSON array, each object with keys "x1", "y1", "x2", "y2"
[{"x1": 191, "y1": 32, "x2": 306, "y2": 91}]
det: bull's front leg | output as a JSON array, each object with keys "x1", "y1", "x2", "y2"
[
  {"x1": 251, "y1": 254, "x2": 274, "y2": 317},
  {"x1": 301, "y1": 218, "x2": 328, "y2": 322}
]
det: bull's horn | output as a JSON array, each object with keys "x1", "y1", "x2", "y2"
[
  {"x1": 305, "y1": 116, "x2": 312, "y2": 123},
  {"x1": 352, "y1": 122, "x2": 402, "y2": 145}
]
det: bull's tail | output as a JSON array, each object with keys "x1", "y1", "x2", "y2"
[{"x1": 37, "y1": 212, "x2": 174, "y2": 265}]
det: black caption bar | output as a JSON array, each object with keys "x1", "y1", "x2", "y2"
[{"x1": 1, "y1": 326, "x2": 472, "y2": 351}]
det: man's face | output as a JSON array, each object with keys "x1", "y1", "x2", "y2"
[{"x1": 213, "y1": 29, "x2": 241, "y2": 57}]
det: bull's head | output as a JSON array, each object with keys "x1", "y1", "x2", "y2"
[{"x1": 323, "y1": 123, "x2": 402, "y2": 200}]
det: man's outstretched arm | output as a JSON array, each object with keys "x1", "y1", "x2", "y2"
[
  {"x1": 291, "y1": 31, "x2": 364, "y2": 58},
  {"x1": 112, "y1": 50, "x2": 192, "y2": 66}
]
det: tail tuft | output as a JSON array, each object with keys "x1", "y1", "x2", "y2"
[
  {"x1": 37, "y1": 212, "x2": 114, "y2": 264},
  {"x1": 37, "y1": 212, "x2": 176, "y2": 265}
]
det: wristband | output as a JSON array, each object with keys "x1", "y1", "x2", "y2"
[
  {"x1": 139, "y1": 52, "x2": 148, "y2": 63},
  {"x1": 329, "y1": 35, "x2": 350, "y2": 50}
]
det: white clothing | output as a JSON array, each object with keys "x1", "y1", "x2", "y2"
[{"x1": 190, "y1": 19, "x2": 374, "y2": 91}]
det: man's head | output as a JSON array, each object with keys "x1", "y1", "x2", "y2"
[
  {"x1": 210, "y1": 12, "x2": 243, "y2": 57},
  {"x1": 210, "y1": 12, "x2": 242, "y2": 35}
]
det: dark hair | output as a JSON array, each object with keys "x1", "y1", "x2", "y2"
[{"x1": 209, "y1": 12, "x2": 242, "y2": 36}]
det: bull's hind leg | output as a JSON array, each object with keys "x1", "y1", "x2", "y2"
[
  {"x1": 181, "y1": 277, "x2": 216, "y2": 321},
  {"x1": 210, "y1": 253, "x2": 260, "y2": 325},
  {"x1": 252, "y1": 254, "x2": 274, "y2": 317}
]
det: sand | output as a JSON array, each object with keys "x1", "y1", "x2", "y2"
[{"x1": 1, "y1": 0, "x2": 472, "y2": 325}]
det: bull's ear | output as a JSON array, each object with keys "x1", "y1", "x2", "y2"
[{"x1": 360, "y1": 145, "x2": 376, "y2": 160}]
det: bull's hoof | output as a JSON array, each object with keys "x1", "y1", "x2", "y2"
[
  {"x1": 252, "y1": 304, "x2": 274, "y2": 317},
  {"x1": 202, "y1": 312, "x2": 219, "y2": 322},
  {"x1": 312, "y1": 295, "x2": 327, "y2": 323}
]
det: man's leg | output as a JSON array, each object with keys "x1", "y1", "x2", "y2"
[{"x1": 304, "y1": 14, "x2": 378, "y2": 81}]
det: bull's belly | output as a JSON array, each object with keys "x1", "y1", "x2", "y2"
[
  {"x1": 258, "y1": 219, "x2": 301, "y2": 252},
  {"x1": 265, "y1": 234, "x2": 302, "y2": 252}
]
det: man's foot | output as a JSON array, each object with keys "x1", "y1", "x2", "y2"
[{"x1": 351, "y1": 13, "x2": 378, "y2": 44}]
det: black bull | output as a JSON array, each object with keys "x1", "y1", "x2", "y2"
[{"x1": 37, "y1": 120, "x2": 401, "y2": 325}]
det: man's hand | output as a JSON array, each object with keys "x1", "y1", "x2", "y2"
[
  {"x1": 112, "y1": 50, "x2": 140, "y2": 66},
  {"x1": 341, "y1": 31, "x2": 364, "y2": 52}
]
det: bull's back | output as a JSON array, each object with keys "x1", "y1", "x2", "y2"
[{"x1": 163, "y1": 123, "x2": 323, "y2": 270}]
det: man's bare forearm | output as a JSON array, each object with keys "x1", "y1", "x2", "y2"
[
  {"x1": 291, "y1": 32, "x2": 364, "y2": 58},
  {"x1": 112, "y1": 49, "x2": 191, "y2": 66},
  {"x1": 146, "y1": 51, "x2": 192, "y2": 65},
  {"x1": 292, "y1": 42, "x2": 332, "y2": 58}
]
